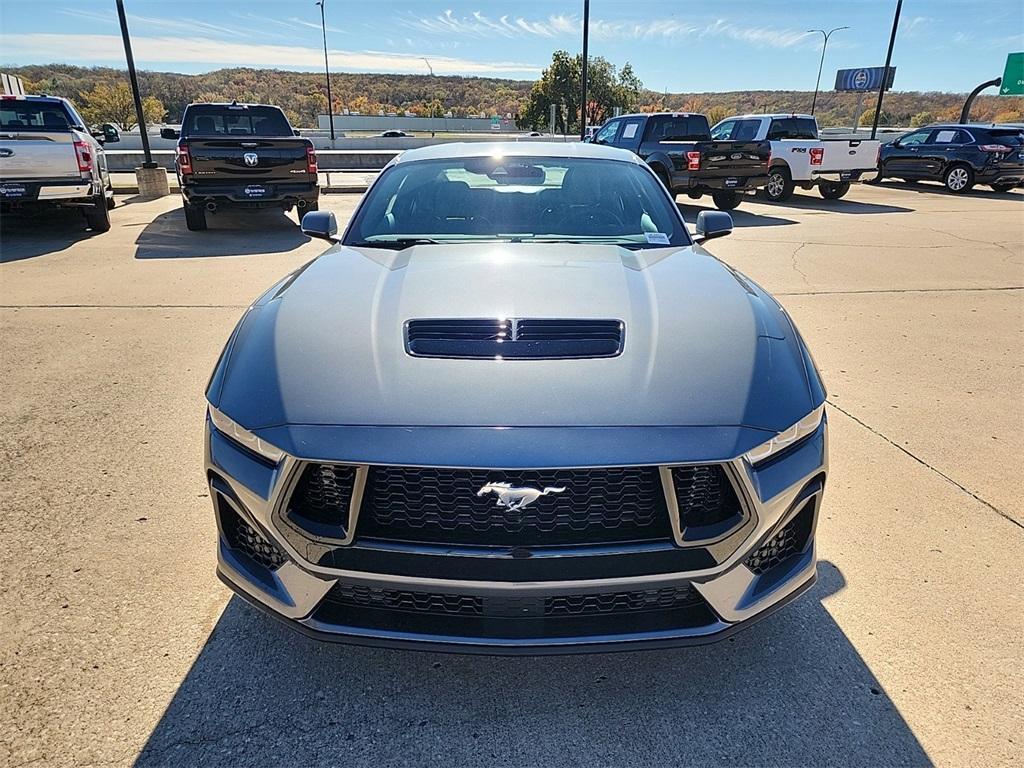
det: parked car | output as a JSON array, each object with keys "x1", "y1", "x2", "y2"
[
  {"x1": 377, "y1": 130, "x2": 410, "y2": 138},
  {"x1": 875, "y1": 123, "x2": 1024, "y2": 193},
  {"x1": 205, "y1": 142, "x2": 827, "y2": 653},
  {"x1": 0, "y1": 94, "x2": 114, "y2": 232},
  {"x1": 711, "y1": 113, "x2": 880, "y2": 202},
  {"x1": 591, "y1": 112, "x2": 770, "y2": 210},
  {"x1": 161, "y1": 102, "x2": 318, "y2": 231}
]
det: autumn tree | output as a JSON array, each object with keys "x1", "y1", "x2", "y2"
[{"x1": 80, "y1": 82, "x2": 165, "y2": 129}]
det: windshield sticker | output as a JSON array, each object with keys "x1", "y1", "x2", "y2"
[{"x1": 645, "y1": 232, "x2": 670, "y2": 245}]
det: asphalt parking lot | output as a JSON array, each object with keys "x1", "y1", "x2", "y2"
[{"x1": 1, "y1": 181, "x2": 1021, "y2": 767}]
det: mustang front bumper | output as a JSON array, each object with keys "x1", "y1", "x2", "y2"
[{"x1": 206, "y1": 418, "x2": 827, "y2": 655}]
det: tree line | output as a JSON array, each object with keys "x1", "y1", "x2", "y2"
[{"x1": 9, "y1": 61, "x2": 1021, "y2": 131}]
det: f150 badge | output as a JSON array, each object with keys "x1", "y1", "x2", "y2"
[{"x1": 477, "y1": 482, "x2": 566, "y2": 511}]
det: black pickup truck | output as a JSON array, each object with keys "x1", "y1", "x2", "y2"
[
  {"x1": 161, "y1": 103, "x2": 318, "y2": 231},
  {"x1": 591, "y1": 112, "x2": 770, "y2": 210}
]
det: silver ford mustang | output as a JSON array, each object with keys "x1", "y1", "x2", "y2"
[{"x1": 205, "y1": 142, "x2": 828, "y2": 654}]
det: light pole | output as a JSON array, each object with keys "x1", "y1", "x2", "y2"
[
  {"x1": 580, "y1": 0, "x2": 590, "y2": 140},
  {"x1": 315, "y1": 0, "x2": 335, "y2": 141},
  {"x1": 871, "y1": 0, "x2": 903, "y2": 139},
  {"x1": 807, "y1": 26, "x2": 849, "y2": 115},
  {"x1": 115, "y1": 0, "x2": 154, "y2": 167}
]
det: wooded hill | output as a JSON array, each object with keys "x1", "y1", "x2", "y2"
[{"x1": 9, "y1": 64, "x2": 1022, "y2": 129}]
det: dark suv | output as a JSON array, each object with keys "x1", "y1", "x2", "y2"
[{"x1": 876, "y1": 124, "x2": 1024, "y2": 193}]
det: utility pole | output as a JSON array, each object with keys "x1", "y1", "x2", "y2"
[
  {"x1": 871, "y1": 0, "x2": 902, "y2": 139},
  {"x1": 580, "y1": 0, "x2": 590, "y2": 140},
  {"x1": 807, "y1": 26, "x2": 849, "y2": 115},
  {"x1": 316, "y1": 0, "x2": 335, "y2": 141},
  {"x1": 115, "y1": 0, "x2": 153, "y2": 168},
  {"x1": 115, "y1": 0, "x2": 167, "y2": 198}
]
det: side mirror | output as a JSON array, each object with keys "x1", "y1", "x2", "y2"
[
  {"x1": 103, "y1": 125, "x2": 120, "y2": 143},
  {"x1": 301, "y1": 210, "x2": 338, "y2": 241},
  {"x1": 90, "y1": 130, "x2": 106, "y2": 145},
  {"x1": 160, "y1": 127, "x2": 180, "y2": 140},
  {"x1": 694, "y1": 210, "x2": 733, "y2": 242}
]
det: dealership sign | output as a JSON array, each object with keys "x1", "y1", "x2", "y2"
[{"x1": 834, "y1": 67, "x2": 897, "y2": 92}]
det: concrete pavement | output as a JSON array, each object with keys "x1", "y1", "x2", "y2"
[{"x1": 0, "y1": 182, "x2": 1021, "y2": 767}]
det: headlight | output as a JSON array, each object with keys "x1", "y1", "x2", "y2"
[
  {"x1": 208, "y1": 404, "x2": 285, "y2": 463},
  {"x1": 744, "y1": 405, "x2": 825, "y2": 465}
]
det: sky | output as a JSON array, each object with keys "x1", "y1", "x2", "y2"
[{"x1": 0, "y1": 0, "x2": 1022, "y2": 93}]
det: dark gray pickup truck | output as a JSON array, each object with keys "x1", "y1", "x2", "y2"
[
  {"x1": 162, "y1": 103, "x2": 319, "y2": 231},
  {"x1": 590, "y1": 112, "x2": 770, "y2": 210}
]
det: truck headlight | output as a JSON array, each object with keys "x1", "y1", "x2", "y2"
[
  {"x1": 744, "y1": 405, "x2": 825, "y2": 465},
  {"x1": 208, "y1": 404, "x2": 285, "y2": 463}
]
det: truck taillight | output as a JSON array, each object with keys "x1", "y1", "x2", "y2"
[
  {"x1": 177, "y1": 145, "x2": 192, "y2": 175},
  {"x1": 809, "y1": 147, "x2": 824, "y2": 166},
  {"x1": 73, "y1": 140, "x2": 92, "y2": 173},
  {"x1": 686, "y1": 151, "x2": 701, "y2": 171},
  {"x1": 306, "y1": 147, "x2": 318, "y2": 174},
  {"x1": 979, "y1": 144, "x2": 1011, "y2": 154}
]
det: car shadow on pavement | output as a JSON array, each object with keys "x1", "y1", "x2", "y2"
[
  {"x1": 674, "y1": 201, "x2": 798, "y2": 228},
  {"x1": 761, "y1": 195, "x2": 914, "y2": 215},
  {"x1": 134, "y1": 561, "x2": 929, "y2": 767},
  {"x1": 134, "y1": 207, "x2": 310, "y2": 259},
  {"x1": 873, "y1": 180, "x2": 1023, "y2": 200},
  {"x1": 0, "y1": 209, "x2": 100, "y2": 263}
]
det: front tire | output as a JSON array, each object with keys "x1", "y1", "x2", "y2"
[
  {"x1": 943, "y1": 164, "x2": 974, "y2": 194},
  {"x1": 818, "y1": 181, "x2": 851, "y2": 200},
  {"x1": 184, "y1": 202, "x2": 207, "y2": 231},
  {"x1": 83, "y1": 196, "x2": 111, "y2": 233},
  {"x1": 762, "y1": 168, "x2": 794, "y2": 202},
  {"x1": 991, "y1": 182, "x2": 1015, "y2": 194},
  {"x1": 711, "y1": 190, "x2": 741, "y2": 210},
  {"x1": 686, "y1": 190, "x2": 703, "y2": 200}
]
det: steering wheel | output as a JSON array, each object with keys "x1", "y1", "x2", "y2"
[{"x1": 556, "y1": 207, "x2": 624, "y2": 233}]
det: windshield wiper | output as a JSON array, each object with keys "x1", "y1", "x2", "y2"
[{"x1": 350, "y1": 238, "x2": 444, "y2": 250}]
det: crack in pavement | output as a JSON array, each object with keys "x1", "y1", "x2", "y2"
[
  {"x1": 826, "y1": 401, "x2": 1022, "y2": 531},
  {"x1": 789, "y1": 243, "x2": 810, "y2": 284}
]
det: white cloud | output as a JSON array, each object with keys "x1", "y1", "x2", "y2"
[
  {"x1": 401, "y1": 10, "x2": 819, "y2": 50},
  {"x1": 0, "y1": 32, "x2": 539, "y2": 75}
]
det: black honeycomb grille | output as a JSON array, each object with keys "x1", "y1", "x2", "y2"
[
  {"x1": 357, "y1": 466, "x2": 671, "y2": 546},
  {"x1": 670, "y1": 465, "x2": 743, "y2": 529},
  {"x1": 288, "y1": 464, "x2": 357, "y2": 530},
  {"x1": 221, "y1": 507, "x2": 286, "y2": 570},
  {"x1": 326, "y1": 584, "x2": 484, "y2": 616},
  {"x1": 545, "y1": 586, "x2": 702, "y2": 616},
  {"x1": 745, "y1": 501, "x2": 815, "y2": 575}
]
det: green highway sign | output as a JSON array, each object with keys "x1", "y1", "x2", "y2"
[{"x1": 1001, "y1": 52, "x2": 1024, "y2": 95}]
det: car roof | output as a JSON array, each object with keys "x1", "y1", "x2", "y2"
[
  {"x1": 394, "y1": 141, "x2": 644, "y2": 164},
  {"x1": 728, "y1": 113, "x2": 815, "y2": 120},
  {"x1": 2, "y1": 94, "x2": 69, "y2": 102}
]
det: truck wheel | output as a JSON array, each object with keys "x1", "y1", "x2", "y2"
[
  {"x1": 711, "y1": 191, "x2": 741, "y2": 210},
  {"x1": 818, "y1": 181, "x2": 851, "y2": 200},
  {"x1": 762, "y1": 168, "x2": 794, "y2": 202},
  {"x1": 83, "y1": 197, "x2": 111, "y2": 233},
  {"x1": 686, "y1": 190, "x2": 703, "y2": 200},
  {"x1": 943, "y1": 164, "x2": 974, "y2": 194},
  {"x1": 184, "y1": 202, "x2": 207, "y2": 231},
  {"x1": 991, "y1": 183, "x2": 1014, "y2": 194}
]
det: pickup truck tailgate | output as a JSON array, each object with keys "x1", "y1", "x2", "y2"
[
  {"x1": 0, "y1": 132, "x2": 80, "y2": 179},
  {"x1": 187, "y1": 139, "x2": 311, "y2": 183},
  {"x1": 821, "y1": 140, "x2": 881, "y2": 172},
  {"x1": 697, "y1": 141, "x2": 770, "y2": 178}
]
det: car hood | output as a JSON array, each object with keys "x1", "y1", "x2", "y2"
[{"x1": 213, "y1": 243, "x2": 817, "y2": 433}]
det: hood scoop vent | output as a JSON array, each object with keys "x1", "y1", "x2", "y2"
[{"x1": 405, "y1": 318, "x2": 624, "y2": 360}]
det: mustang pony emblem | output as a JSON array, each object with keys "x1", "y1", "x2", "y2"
[{"x1": 477, "y1": 482, "x2": 566, "y2": 511}]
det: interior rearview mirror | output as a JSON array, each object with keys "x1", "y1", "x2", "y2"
[
  {"x1": 301, "y1": 210, "x2": 339, "y2": 241},
  {"x1": 694, "y1": 210, "x2": 733, "y2": 243}
]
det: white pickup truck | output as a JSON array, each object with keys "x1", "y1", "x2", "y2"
[
  {"x1": 711, "y1": 113, "x2": 880, "y2": 202},
  {"x1": 0, "y1": 95, "x2": 114, "y2": 232}
]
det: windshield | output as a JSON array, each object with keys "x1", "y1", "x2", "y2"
[
  {"x1": 181, "y1": 105, "x2": 292, "y2": 136},
  {"x1": 344, "y1": 156, "x2": 691, "y2": 249}
]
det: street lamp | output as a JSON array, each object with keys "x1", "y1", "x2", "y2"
[
  {"x1": 807, "y1": 26, "x2": 849, "y2": 115},
  {"x1": 315, "y1": 0, "x2": 335, "y2": 141}
]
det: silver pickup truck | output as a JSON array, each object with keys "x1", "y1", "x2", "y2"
[{"x1": 0, "y1": 95, "x2": 114, "y2": 232}]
